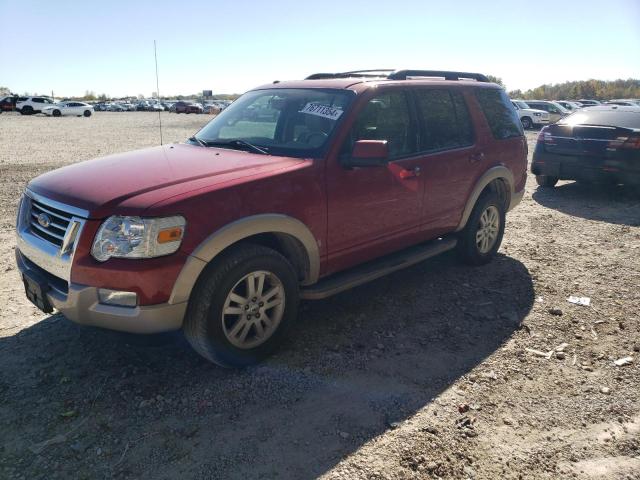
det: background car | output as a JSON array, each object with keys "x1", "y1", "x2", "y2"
[
  {"x1": 16, "y1": 96, "x2": 55, "y2": 115},
  {"x1": 532, "y1": 105, "x2": 640, "y2": 187},
  {"x1": 511, "y1": 100, "x2": 550, "y2": 129},
  {"x1": 173, "y1": 101, "x2": 202, "y2": 113},
  {"x1": 524, "y1": 100, "x2": 570, "y2": 123},
  {"x1": 604, "y1": 99, "x2": 640, "y2": 107},
  {"x1": 42, "y1": 101, "x2": 94, "y2": 117},
  {"x1": 108, "y1": 103, "x2": 127, "y2": 112},
  {"x1": 0, "y1": 95, "x2": 17, "y2": 113},
  {"x1": 556, "y1": 100, "x2": 583, "y2": 111},
  {"x1": 577, "y1": 99, "x2": 601, "y2": 106}
]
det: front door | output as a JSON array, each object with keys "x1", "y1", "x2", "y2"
[{"x1": 326, "y1": 89, "x2": 424, "y2": 273}]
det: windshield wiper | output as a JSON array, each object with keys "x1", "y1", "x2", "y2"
[
  {"x1": 204, "y1": 139, "x2": 270, "y2": 155},
  {"x1": 188, "y1": 136, "x2": 208, "y2": 147}
]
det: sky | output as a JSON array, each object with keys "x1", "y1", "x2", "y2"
[{"x1": 1, "y1": 0, "x2": 639, "y2": 98}]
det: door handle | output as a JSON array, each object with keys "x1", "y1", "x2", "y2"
[
  {"x1": 399, "y1": 166, "x2": 421, "y2": 179},
  {"x1": 470, "y1": 152, "x2": 485, "y2": 163}
]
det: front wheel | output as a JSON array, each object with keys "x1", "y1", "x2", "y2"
[
  {"x1": 83, "y1": 110, "x2": 91, "y2": 117},
  {"x1": 183, "y1": 244, "x2": 299, "y2": 367},
  {"x1": 52, "y1": 109, "x2": 61, "y2": 117},
  {"x1": 457, "y1": 192, "x2": 505, "y2": 265},
  {"x1": 536, "y1": 175, "x2": 558, "y2": 187},
  {"x1": 521, "y1": 116, "x2": 533, "y2": 129}
]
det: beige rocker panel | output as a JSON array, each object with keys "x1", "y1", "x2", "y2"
[
  {"x1": 455, "y1": 166, "x2": 516, "y2": 232},
  {"x1": 169, "y1": 214, "x2": 321, "y2": 305}
]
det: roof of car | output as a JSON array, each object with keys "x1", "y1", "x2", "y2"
[{"x1": 254, "y1": 77, "x2": 501, "y2": 92}]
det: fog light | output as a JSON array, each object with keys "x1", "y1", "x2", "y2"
[{"x1": 98, "y1": 289, "x2": 137, "y2": 307}]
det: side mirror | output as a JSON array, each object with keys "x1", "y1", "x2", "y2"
[{"x1": 343, "y1": 140, "x2": 389, "y2": 167}]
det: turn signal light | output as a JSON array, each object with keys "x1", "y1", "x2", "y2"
[{"x1": 157, "y1": 227, "x2": 183, "y2": 244}]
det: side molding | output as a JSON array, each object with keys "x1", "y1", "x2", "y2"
[
  {"x1": 169, "y1": 214, "x2": 320, "y2": 305},
  {"x1": 455, "y1": 166, "x2": 514, "y2": 232}
]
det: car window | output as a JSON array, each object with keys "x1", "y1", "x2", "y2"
[
  {"x1": 33, "y1": 98, "x2": 43, "y2": 103},
  {"x1": 415, "y1": 89, "x2": 473, "y2": 151},
  {"x1": 342, "y1": 91, "x2": 416, "y2": 159},
  {"x1": 475, "y1": 89, "x2": 523, "y2": 140},
  {"x1": 196, "y1": 88, "x2": 354, "y2": 157}
]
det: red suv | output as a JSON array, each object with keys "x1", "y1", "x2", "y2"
[{"x1": 16, "y1": 70, "x2": 527, "y2": 366}]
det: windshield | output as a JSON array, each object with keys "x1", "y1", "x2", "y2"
[
  {"x1": 515, "y1": 101, "x2": 530, "y2": 109},
  {"x1": 192, "y1": 88, "x2": 354, "y2": 157}
]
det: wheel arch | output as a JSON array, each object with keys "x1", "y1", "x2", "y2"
[
  {"x1": 455, "y1": 166, "x2": 514, "y2": 232},
  {"x1": 169, "y1": 214, "x2": 320, "y2": 305}
]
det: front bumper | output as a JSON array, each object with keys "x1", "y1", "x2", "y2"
[{"x1": 16, "y1": 249, "x2": 185, "y2": 333}]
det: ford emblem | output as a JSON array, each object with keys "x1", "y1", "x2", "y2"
[{"x1": 37, "y1": 212, "x2": 51, "y2": 228}]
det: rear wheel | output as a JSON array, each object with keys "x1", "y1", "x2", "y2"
[
  {"x1": 457, "y1": 192, "x2": 505, "y2": 265},
  {"x1": 20, "y1": 106, "x2": 33, "y2": 115},
  {"x1": 536, "y1": 175, "x2": 558, "y2": 187},
  {"x1": 183, "y1": 244, "x2": 299, "y2": 367},
  {"x1": 521, "y1": 116, "x2": 533, "y2": 129}
]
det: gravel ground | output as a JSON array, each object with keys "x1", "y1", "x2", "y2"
[{"x1": 0, "y1": 112, "x2": 639, "y2": 480}]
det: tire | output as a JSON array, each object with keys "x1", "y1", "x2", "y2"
[
  {"x1": 21, "y1": 106, "x2": 33, "y2": 115},
  {"x1": 183, "y1": 244, "x2": 300, "y2": 367},
  {"x1": 456, "y1": 191, "x2": 506, "y2": 266},
  {"x1": 83, "y1": 110, "x2": 91, "y2": 117},
  {"x1": 521, "y1": 116, "x2": 533, "y2": 129},
  {"x1": 536, "y1": 175, "x2": 558, "y2": 187},
  {"x1": 52, "y1": 109, "x2": 61, "y2": 117}
]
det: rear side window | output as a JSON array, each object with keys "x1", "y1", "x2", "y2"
[
  {"x1": 475, "y1": 89, "x2": 523, "y2": 139},
  {"x1": 33, "y1": 98, "x2": 43, "y2": 103},
  {"x1": 415, "y1": 89, "x2": 473, "y2": 151}
]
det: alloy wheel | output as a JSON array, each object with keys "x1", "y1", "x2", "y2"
[
  {"x1": 475, "y1": 205, "x2": 500, "y2": 254},
  {"x1": 221, "y1": 270, "x2": 285, "y2": 349}
]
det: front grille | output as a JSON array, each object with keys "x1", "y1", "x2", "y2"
[{"x1": 28, "y1": 198, "x2": 73, "y2": 247}]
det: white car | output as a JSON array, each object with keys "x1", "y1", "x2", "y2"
[
  {"x1": 16, "y1": 96, "x2": 55, "y2": 115},
  {"x1": 42, "y1": 102, "x2": 94, "y2": 117},
  {"x1": 511, "y1": 100, "x2": 550, "y2": 129}
]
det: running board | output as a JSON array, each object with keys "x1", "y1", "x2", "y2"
[{"x1": 300, "y1": 236, "x2": 457, "y2": 300}]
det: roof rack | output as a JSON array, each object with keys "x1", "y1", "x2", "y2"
[
  {"x1": 304, "y1": 69, "x2": 489, "y2": 82},
  {"x1": 305, "y1": 69, "x2": 394, "y2": 80}
]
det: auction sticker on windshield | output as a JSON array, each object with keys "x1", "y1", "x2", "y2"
[{"x1": 299, "y1": 103, "x2": 343, "y2": 121}]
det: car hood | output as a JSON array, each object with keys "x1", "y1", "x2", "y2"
[{"x1": 28, "y1": 144, "x2": 309, "y2": 218}]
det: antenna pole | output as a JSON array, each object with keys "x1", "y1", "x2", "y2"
[{"x1": 154, "y1": 40, "x2": 163, "y2": 145}]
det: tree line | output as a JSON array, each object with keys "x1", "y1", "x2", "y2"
[{"x1": 507, "y1": 79, "x2": 640, "y2": 101}]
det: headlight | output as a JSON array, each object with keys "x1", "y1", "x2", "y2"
[
  {"x1": 91, "y1": 215, "x2": 185, "y2": 262},
  {"x1": 533, "y1": 112, "x2": 542, "y2": 116}
]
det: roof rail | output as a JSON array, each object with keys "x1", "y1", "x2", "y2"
[
  {"x1": 304, "y1": 69, "x2": 490, "y2": 82},
  {"x1": 387, "y1": 70, "x2": 490, "y2": 82},
  {"x1": 305, "y1": 69, "x2": 394, "y2": 80}
]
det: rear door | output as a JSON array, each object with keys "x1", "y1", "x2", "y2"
[{"x1": 411, "y1": 88, "x2": 483, "y2": 234}]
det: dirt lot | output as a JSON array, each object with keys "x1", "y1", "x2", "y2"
[{"x1": 0, "y1": 112, "x2": 639, "y2": 480}]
